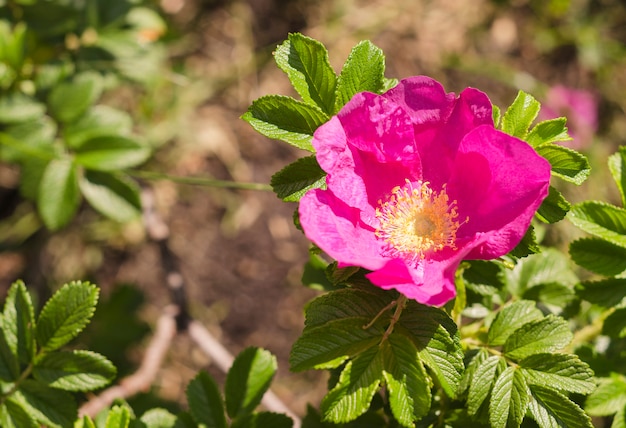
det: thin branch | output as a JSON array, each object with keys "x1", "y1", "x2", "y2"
[{"x1": 130, "y1": 169, "x2": 273, "y2": 191}]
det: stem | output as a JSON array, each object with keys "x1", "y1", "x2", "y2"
[
  {"x1": 381, "y1": 295, "x2": 408, "y2": 342},
  {"x1": 363, "y1": 300, "x2": 397, "y2": 330},
  {"x1": 129, "y1": 169, "x2": 273, "y2": 191},
  {"x1": 0, "y1": 362, "x2": 33, "y2": 405},
  {"x1": 566, "y1": 307, "x2": 616, "y2": 353}
]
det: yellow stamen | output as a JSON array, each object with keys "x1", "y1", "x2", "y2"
[{"x1": 375, "y1": 180, "x2": 464, "y2": 264}]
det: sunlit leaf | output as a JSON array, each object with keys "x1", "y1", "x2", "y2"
[
  {"x1": 570, "y1": 237, "x2": 626, "y2": 276},
  {"x1": 335, "y1": 40, "x2": 385, "y2": 111},
  {"x1": 503, "y1": 315, "x2": 572, "y2": 361},
  {"x1": 501, "y1": 90, "x2": 540, "y2": 138},
  {"x1": 270, "y1": 155, "x2": 326, "y2": 202},
  {"x1": 536, "y1": 143, "x2": 590, "y2": 185}
]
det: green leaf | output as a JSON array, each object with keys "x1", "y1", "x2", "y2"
[
  {"x1": 270, "y1": 156, "x2": 326, "y2": 202},
  {"x1": 501, "y1": 90, "x2": 540, "y2": 138},
  {"x1": 506, "y1": 248, "x2": 578, "y2": 296},
  {"x1": 509, "y1": 225, "x2": 540, "y2": 258},
  {"x1": 603, "y1": 308, "x2": 626, "y2": 338},
  {"x1": 608, "y1": 146, "x2": 626, "y2": 207},
  {"x1": 526, "y1": 117, "x2": 572, "y2": 147},
  {"x1": 520, "y1": 353, "x2": 595, "y2": 394},
  {"x1": 0, "y1": 398, "x2": 39, "y2": 428},
  {"x1": 47, "y1": 71, "x2": 103, "y2": 123},
  {"x1": 320, "y1": 347, "x2": 383, "y2": 423},
  {"x1": 488, "y1": 300, "x2": 543, "y2": 346},
  {"x1": 462, "y1": 260, "x2": 505, "y2": 296},
  {"x1": 335, "y1": 40, "x2": 385, "y2": 110},
  {"x1": 536, "y1": 143, "x2": 590, "y2": 185},
  {"x1": 467, "y1": 355, "x2": 506, "y2": 416},
  {"x1": 536, "y1": 186, "x2": 570, "y2": 223},
  {"x1": 80, "y1": 171, "x2": 142, "y2": 222},
  {"x1": 0, "y1": 117, "x2": 56, "y2": 163},
  {"x1": 33, "y1": 350, "x2": 116, "y2": 391},
  {"x1": 528, "y1": 384, "x2": 593, "y2": 428},
  {"x1": 104, "y1": 405, "x2": 131, "y2": 428},
  {"x1": 613, "y1": 407, "x2": 626, "y2": 428},
  {"x1": 74, "y1": 135, "x2": 151, "y2": 170},
  {"x1": 503, "y1": 315, "x2": 573, "y2": 361},
  {"x1": 492, "y1": 104, "x2": 501, "y2": 128},
  {"x1": 14, "y1": 380, "x2": 77, "y2": 428},
  {"x1": 186, "y1": 370, "x2": 227, "y2": 428},
  {"x1": 522, "y1": 282, "x2": 578, "y2": 313},
  {"x1": 576, "y1": 278, "x2": 626, "y2": 307},
  {"x1": 586, "y1": 375, "x2": 626, "y2": 416},
  {"x1": 274, "y1": 33, "x2": 337, "y2": 115},
  {"x1": 490, "y1": 367, "x2": 529, "y2": 428},
  {"x1": 568, "y1": 201, "x2": 626, "y2": 248},
  {"x1": 36, "y1": 281, "x2": 99, "y2": 352},
  {"x1": 458, "y1": 348, "x2": 489, "y2": 396},
  {"x1": 231, "y1": 412, "x2": 293, "y2": 428},
  {"x1": 225, "y1": 347, "x2": 277, "y2": 419},
  {"x1": 0, "y1": 92, "x2": 46, "y2": 124},
  {"x1": 37, "y1": 158, "x2": 81, "y2": 231},
  {"x1": 76, "y1": 415, "x2": 97, "y2": 428},
  {"x1": 570, "y1": 237, "x2": 626, "y2": 276},
  {"x1": 242, "y1": 95, "x2": 329, "y2": 151},
  {"x1": 172, "y1": 412, "x2": 196, "y2": 428},
  {"x1": 0, "y1": 315, "x2": 19, "y2": 381},
  {"x1": 139, "y1": 408, "x2": 177, "y2": 428},
  {"x1": 2, "y1": 280, "x2": 35, "y2": 366},
  {"x1": 64, "y1": 105, "x2": 133, "y2": 149},
  {"x1": 382, "y1": 333, "x2": 431, "y2": 426}
]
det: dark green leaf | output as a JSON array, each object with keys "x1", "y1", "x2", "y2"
[
  {"x1": 270, "y1": 156, "x2": 326, "y2": 202},
  {"x1": 520, "y1": 353, "x2": 595, "y2": 394},
  {"x1": 603, "y1": 308, "x2": 626, "y2": 338},
  {"x1": 0, "y1": 117, "x2": 56, "y2": 163},
  {"x1": 490, "y1": 367, "x2": 529, "y2": 428},
  {"x1": 172, "y1": 412, "x2": 196, "y2": 428},
  {"x1": 64, "y1": 105, "x2": 133, "y2": 149},
  {"x1": 608, "y1": 146, "x2": 626, "y2": 207},
  {"x1": 488, "y1": 300, "x2": 543, "y2": 346},
  {"x1": 501, "y1": 90, "x2": 540, "y2": 138},
  {"x1": 104, "y1": 405, "x2": 131, "y2": 428},
  {"x1": 2, "y1": 280, "x2": 35, "y2": 366},
  {"x1": 242, "y1": 95, "x2": 329, "y2": 151},
  {"x1": 0, "y1": 315, "x2": 19, "y2": 381},
  {"x1": 503, "y1": 315, "x2": 573, "y2": 361},
  {"x1": 33, "y1": 350, "x2": 116, "y2": 391},
  {"x1": 47, "y1": 72, "x2": 103, "y2": 123},
  {"x1": 586, "y1": 375, "x2": 626, "y2": 416},
  {"x1": 458, "y1": 348, "x2": 489, "y2": 397},
  {"x1": 536, "y1": 143, "x2": 590, "y2": 185},
  {"x1": 467, "y1": 355, "x2": 506, "y2": 416},
  {"x1": 576, "y1": 278, "x2": 626, "y2": 307},
  {"x1": 36, "y1": 281, "x2": 99, "y2": 352},
  {"x1": 320, "y1": 347, "x2": 383, "y2": 423},
  {"x1": 0, "y1": 92, "x2": 46, "y2": 124},
  {"x1": 186, "y1": 370, "x2": 227, "y2": 428},
  {"x1": 536, "y1": 186, "x2": 570, "y2": 223},
  {"x1": 37, "y1": 158, "x2": 80, "y2": 231},
  {"x1": 522, "y1": 282, "x2": 578, "y2": 312},
  {"x1": 463, "y1": 260, "x2": 505, "y2": 295},
  {"x1": 14, "y1": 380, "x2": 77, "y2": 428},
  {"x1": 335, "y1": 41, "x2": 385, "y2": 111},
  {"x1": 274, "y1": 33, "x2": 337, "y2": 115},
  {"x1": 528, "y1": 384, "x2": 593, "y2": 428},
  {"x1": 80, "y1": 171, "x2": 142, "y2": 222},
  {"x1": 506, "y1": 248, "x2": 578, "y2": 296},
  {"x1": 570, "y1": 237, "x2": 626, "y2": 276},
  {"x1": 225, "y1": 347, "x2": 277, "y2": 419},
  {"x1": 74, "y1": 135, "x2": 151, "y2": 170},
  {"x1": 509, "y1": 225, "x2": 540, "y2": 258},
  {"x1": 0, "y1": 398, "x2": 39, "y2": 428},
  {"x1": 231, "y1": 412, "x2": 293, "y2": 428},
  {"x1": 569, "y1": 201, "x2": 626, "y2": 247},
  {"x1": 526, "y1": 118, "x2": 572, "y2": 147}
]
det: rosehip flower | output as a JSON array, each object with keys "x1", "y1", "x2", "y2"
[{"x1": 298, "y1": 76, "x2": 551, "y2": 306}]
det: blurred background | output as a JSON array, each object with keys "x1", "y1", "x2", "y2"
[{"x1": 0, "y1": 0, "x2": 625, "y2": 416}]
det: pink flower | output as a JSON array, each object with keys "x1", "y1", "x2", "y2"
[
  {"x1": 298, "y1": 76, "x2": 551, "y2": 306},
  {"x1": 539, "y1": 85, "x2": 598, "y2": 150}
]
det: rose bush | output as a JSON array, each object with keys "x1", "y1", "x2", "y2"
[{"x1": 299, "y1": 76, "x2": 551, "y2": 306}]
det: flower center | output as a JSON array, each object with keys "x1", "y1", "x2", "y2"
[{"x1": 375, "y1": 180, "x2": 463, "y2": 261}]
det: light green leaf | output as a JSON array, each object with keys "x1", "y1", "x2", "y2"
[
  {"x1": 503, "y1": 315, "x2": 573, "y2": 361},
  {"x1": 613, "y1": 407, "x2": 626, "y2": 428},
  {"x1": 186, "y1": 370, "x2": 227, "y2": 428},
  {"x1": 231, "y1": 411, "x2": 293, "y2": 428},
  {"x1": 0, "y1": 399, "x2": 39, "y2": 428},
  {"x1": 0, "y1": 92, "x2": 46, "y2": 124},
  {"x1": 488, "y1": 300, "x2": 543, "y2": 346},
  {"x1": 608, "y1": 146, "x2": 626, "y2": 207},
  {"x1": 139, "y1": 408, "x2": 177, "y2": 428},
  {"x1": 80, "y1": 171, "x2": 142, "y2": 222},
  {"x1": 0, "y1": 117, "x2": 56, "y2": 163},
  {"x1": 76, "y1": 415, "x2": 97, "y2": 428},
  {"x1": 568, "y1": 202, "x2": 626, "y2": 248},
  {"x1": 576, "y1": 278, "x2": 626, "y2": 307},
  {"x1": 536, "y1": 143, "x2": 590, "y2": 185},
  {"x1": 520, "y1": 353, "x2": 595, "y2": 394},
  {"x1": 528, "y1": 384, "x2": 593, "y2": 428},
  {"x1": 242, "y1": 95, "x2": 329, "y2": 151},
  {"x1": 522, "y1": 282, "x2": 578, "y2": 313},
  {"x1": 335, "y1": 40, "x2": 385, "y2": 111},
  {"x1": 383, "y1": 333, "x2": 431, "y2": 426},
  {"x1": 14, "y1": 380, "x2": 77, "y2": 428},
  {"x1": 33, "y1": 350, "x2": 116, "y2": 391},
  {"x1": 274, "y1": 33, "x2": 337, "y2": 115},
  {"x1": 2, "y1": 280, "x2": 35, "y2": 366},
  {"x1": 506, "y1": 248, "x2": 578, "y2": 296},
  {"x1": 0, "y1": 315, "x2": 19, "y2": 382},
  {"x1": 458, "y1": 348, "x2": 489, "y2": 396},
  {"x1": 536, "y1": 185, "x2": 570, "y2": 223},
  {"x1": 270, "y1": 155, "x2": 326, "y2": 202},
  {"x1": 36, "y1": 281, "x2": 99, "y2": 352},
  {"x1": 74, "y1": 135, "x2": 151, "y2": 170},
  {"x1": 320, "y1": 347, "x2": 383, "y2": 423},
  {"x1": 526, "y1": 117, "x2": 572, "y2": 147},
  {"x1": 37, "y1": 158, "x2": 81, "y2": 231},
  {"x1": 104, "y1": 405, "x2": 131, "y2": 428},
  {"x1": 501, "y1": 90, "x2": 540, "y2": 138},
  {"x1": 47, "y1": 71, "x2": 103, "y2": 123},
  {"x1": 467, "y1": 355, "x2": 506, "y2": 416},
  {"x1": 225, "y1": 347, "x2": 277, "y2": 419},
  {"x1": 492, "y1": 104, "x2": 502, "y2": 128},
  {"x1": 64, "y1": 105, "x2": 133, "y2": 149},
  {"x1": 586, "y1": 375, "x2": 626, "y2": 416},
  {"x1": 490, "y1": 367, "x2": 529, "y2": 428},
  {"x1": 570, "y1": 237, "x2": 626, "y2": 276}
]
